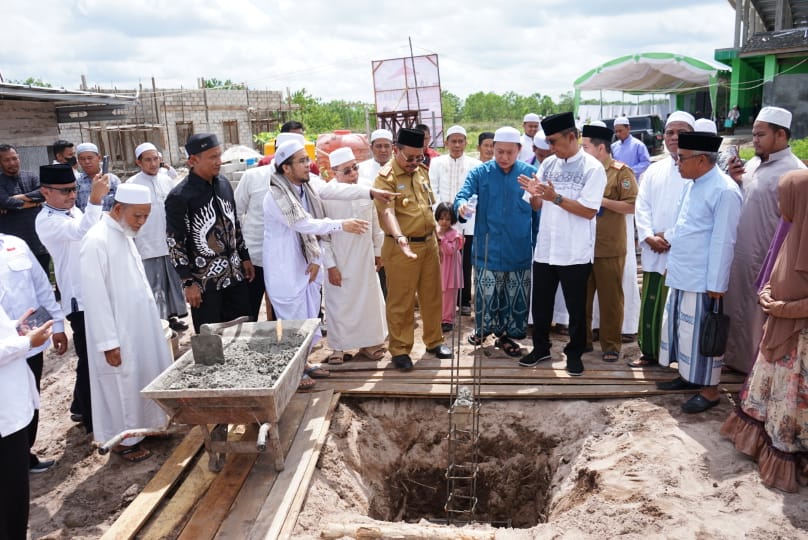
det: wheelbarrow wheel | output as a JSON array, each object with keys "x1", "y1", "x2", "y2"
[{"x1": 208, "y1": 424, "x2": 228, "y2": 472}]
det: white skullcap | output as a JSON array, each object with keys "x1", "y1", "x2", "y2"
[
  {"x1": 493, "y1": 126, "x2": 522, "y2": 144},
  {"x1": 532, "y1": 131, "x2": 550, "y2": 150},
  {"x1": 694, "y1": 118, "x2": 718, "y2": 135},
  {"x1": 446, "y1": 125, "x2": 467, "y2": 138},
  {"x1": 523, "y1": 113, "x2": 540, "y2": 123},
  {"x1": 114, "y1": 183, "x2": 152, "y2": 205},
  {"x1": 329, "y1": 147, "x2": 356, "y2": 168},
  {"x1": 135, "y1": 142, "x2": 157, "y2": 159},
  {"x1": 275, "y1": 133, "x2": 306, "y2": 148},
  {"x1": 370, "y1": 129, "x2": 393, "y2": 143},
  {"x1": 275, "y1": 140, "x2": 305, "y2": 165},
  {"x1": 666, "y1": 111, "x2": 696, "y2": 128},
  {"x1": 614, "y1": 116, "x2": 630, "y2": 126},
  {"x1": 756, "y1": 106, "x2": 792, "y2": 129},
  {"x1": 590, "y1": 120, "x2": 607, "y2": 127},
  {"x1": 76, "y1": 142, "x2": 99, "y2": 155}
]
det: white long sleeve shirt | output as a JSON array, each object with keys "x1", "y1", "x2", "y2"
[
  {"x1": 429, "y1": 154, "x2": 482, "y2": 235},
  {"x1": 129, "y1": 170, "x2": 175, "y2": 260},
  {"x1": 0, "y1": 234, "x2": 64, "y2": 357},
  {"x1": 36, "y1": 202, "x2": 103, "y2": 314},
  {"x1": 0, "y1": 304, "x2": 37, "y2": 437},
  {"x1": 635, "y1": 157, "x2": 688, "y2": 274}
]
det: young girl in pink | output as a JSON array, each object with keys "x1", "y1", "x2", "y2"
[{"x1": 435, "y1": 203, "x2": 464, "y2": 332}]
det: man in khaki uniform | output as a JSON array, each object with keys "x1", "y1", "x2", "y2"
[
  {"x1": 580, "y1": 123, "x2": 638, "y2": 361},
  {"x1": 373, "y1": 128, "x2": 451, "y2": 370}
]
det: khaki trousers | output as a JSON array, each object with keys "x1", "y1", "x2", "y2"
[
  {"x1": 586, "y1": 255, "x2": 626, "y2": 353},
  {"x1": 382, "y1": 236, "x2": 443, "y2": 356}
]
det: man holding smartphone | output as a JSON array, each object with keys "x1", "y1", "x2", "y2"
[{"x1": 75, "y1": 143, "x2": 118, "y2": 211}]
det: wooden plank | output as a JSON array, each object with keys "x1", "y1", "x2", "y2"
[
  {"x1": 214, "y1": 393, "x2": 313, "y2": 539},
  {"x1": 101, "y1": 426, "x2": 206, "y2": 540},
  {"x1": 326, "y1": 358, "x2": 745, "y2": 382},
  {"x1": 177, "y1": 424, "x2": 260, "y2": 540},
  {"x1": 325, "y1": 370, "x2": 743, "y2": 383},
  {"x1": 248, "y1": 390, "x2": 335, "y2": 540},
  {"x1": 138, "y1": 453, "x2": 217, "y2": 540},
  {"x1": 318, "y1": 381, "x2": 743, "y2": 398},
  {"x1": 277, "y1": 392, "x2": 341, "y2": 539}
]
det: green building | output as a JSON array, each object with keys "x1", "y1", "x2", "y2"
[{"x1": 715, "y1": 0, "x2": 808, "y2": 137}]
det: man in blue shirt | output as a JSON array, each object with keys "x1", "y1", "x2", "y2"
[
  {"x1": 455, "y1": 127, "x2": 538, "y2": 357},
  {"x1": 612, "y1": 117, "x2": 651, "y2": 178},
  {"x1": 656, "y1": 131, "x2": 742, "y2": 413}
]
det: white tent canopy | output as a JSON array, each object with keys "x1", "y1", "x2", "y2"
[
  {"x1": 573, "y1": 52, "x2": 730, "y2": 117},
  {"x1": 574, "y1": 52, "x2": 727, "y2": 94}
]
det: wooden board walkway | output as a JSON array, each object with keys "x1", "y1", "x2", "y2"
[
  {"x1": 313, "y1": 353, "x2": 746, "y2": 398},
  {"x1": 104, "y1": 390, "x2": 336, "y2": 540}
]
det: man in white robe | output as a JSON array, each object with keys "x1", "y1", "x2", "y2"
[
  {"x1": 128, "y1": 142, "x2": 188, "y2": 331},
  {"x1": 80, "y1": 183, "x2": 171, "y2": 461},
  {"x1": 322, "y1": 147, "x2": 387, "y2": 363},
  {"x1": 518, "y1": 113, "x2": 541, "y2": 162}
]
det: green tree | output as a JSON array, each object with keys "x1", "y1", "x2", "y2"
[
  {"x1": 9, "y1": 77, "x2": 52, "y2": 88},
  {"x1": 441, "y1": 90, "x2": 462, "y2": 124},
  {"x1": 556, "y1": 91, "x2": 575, "y2": 113},
  {"x1": 203, "y1": 78, "x2": 246, "y2": 90}
]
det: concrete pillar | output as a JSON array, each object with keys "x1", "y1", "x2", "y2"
[{"x1": 734, "y1": 0, "x2": 743, "y2": 48}]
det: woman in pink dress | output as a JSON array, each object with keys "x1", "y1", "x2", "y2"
[{"x1": 436, "y1": 203, "x2": 464, "y2": 332}]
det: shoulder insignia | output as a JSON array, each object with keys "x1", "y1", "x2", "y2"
[
  {"x1": 379, "y1": 163, "x2": 393, "y2": 176},
  {"x1": 612, "y1": 161, "x2": 625, "y2": 169},
  {"x1": 622, "y1": 179, "x2": 631, "y2": 189}
]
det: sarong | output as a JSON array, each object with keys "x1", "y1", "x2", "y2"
[
  {"x1": 142, "y1": 256, "x2": 187, "y2": 319},
  {"x1": 474, "y1": 267, "x2": 530, "y2": 339},
  {"x1": 638, "y1": 271, "x2": 668, "y2": 359},
  {"x1": 659, "y1": 288, "x2": 723, "y2": 386}
]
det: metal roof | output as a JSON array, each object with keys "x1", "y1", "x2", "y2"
[{"x1": 0, "y1": 82, "x2": 138, "y2": 105}]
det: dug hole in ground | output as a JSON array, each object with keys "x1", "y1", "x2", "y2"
[{"x1": 293, "y1": 395, "x2": 808, "y2": 539}]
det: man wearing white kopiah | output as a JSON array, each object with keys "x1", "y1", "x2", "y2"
[
  {"x1": 128, "y1": 142, "x2": 188, "y2": 332},
  {"x1": 518, "y1": 113, "x2": 541, "y2": 162},
  {"x1": 628, "y1": 111, "x2": 694, "y2": 368},
  {"x1": 722, "y1": 106, "x2": 806, "y2": 374},
  {"x1": 80, "y1": 183, "x2": 171, "y2": 462},
  {"x1": 321, "y1": 147, "x2": 387, "y2": 364},
  {"x1": 430, "y1": 125, "x2": 481, "y2": 316},
  {"x1": 358, "y1": 129, "x2": 394, "y2": 183},
  {"x1": 656, "y1": 131, "x2": 742, "y2": 414},
  {"x1": 262, "y1": 140, "x2": 371, "y2": 338}
]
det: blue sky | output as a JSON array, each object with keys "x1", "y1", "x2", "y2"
[{"x1": 2, "y1": 0, "x2": 737, "y2": 102}]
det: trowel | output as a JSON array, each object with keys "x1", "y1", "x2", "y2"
[{"x1": 191, "y1": 334, "x2": 225, "y2": 365}]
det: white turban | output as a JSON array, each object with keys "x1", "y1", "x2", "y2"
[
  {"x1": 666, "y1": 111, "x2": 696, "y2": 128},
  {"x1": 135, "y1": 142, "x2": 157, "y2": 159},
  {"x1": 523, "y1": 113, "x2": 540, "y2": 123},
  {"x1": 756, "y1": 106, "x2": 792, "y2": 129},
  {"x1": 329, "y1": 147, "x2": 356, "y2": 168},
  {"x1": 446, "y1": 125, "x2": 467, "y2": 138},
  {"x1": 694, "y1": 118, "x2": 718, "y2": 135},
  {"x1": 493, "y1": 126, "x2": 521, "y2": 144},
  {"x1": 370, "y1": 129, "x2": 393, "y2": 143}
]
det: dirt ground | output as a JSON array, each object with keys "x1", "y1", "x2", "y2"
[{"x1": 27, "y1": 306, "x2": 808, "y2": 540}]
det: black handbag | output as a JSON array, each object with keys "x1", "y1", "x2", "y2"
[{"x1": 699, "y1": 298, "x2": 730, "y2": 357}]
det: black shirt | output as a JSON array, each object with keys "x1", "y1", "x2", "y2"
[{"x1": 0, "y1": 171, "x2": 46, "y2": 255}]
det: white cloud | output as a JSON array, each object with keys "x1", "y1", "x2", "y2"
[{"x1": 2, "y1": 0, "x2": 736, "y2": 102}]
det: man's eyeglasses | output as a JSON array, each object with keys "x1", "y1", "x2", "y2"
[
  {"x1": 45, "y1": 185, "x2": 78, "y2": 194},
  {"x1": 400, "y1": 153, "x2": 425, "y2": 163},
  {"x1": 336, "y1": 164, "x2": 359, "y2": 175}
]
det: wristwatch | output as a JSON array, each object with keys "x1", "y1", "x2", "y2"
[
  {"x1": 553, "y1": 194, "x2": 564, "y2": 205},
  {"x1": 183, "y1": 279, "x2": 196, "y2": 288}
]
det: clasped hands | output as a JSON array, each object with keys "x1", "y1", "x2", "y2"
[{"x1": 517, "y1": 173, "x2": 557, "y2": 201}]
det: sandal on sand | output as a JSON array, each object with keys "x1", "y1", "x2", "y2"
[
  {"x1": 304, "y1": 363, "x2": 330, "y2": 379},
  {"x1": 112, "y1": 444, "x2": 151, "y2": 463},
  {"x1": 494, "y1": 336, "x2": 523, "y2": 357},
  {"x1": 357, "y1": 346, "x2": 386, "y2": 361},
  {"x1": 298, "y1": 373, "x2": 317, "y2": 391},
  {"x1": 327, "y1": 350, "x2": 344, "y2": 365},
  {"x1": 627, "y1": 355, "x2": 658, "y2": 368},
  {"x1": 602, "y1": 351, "x2": 620, "y2": 363}
]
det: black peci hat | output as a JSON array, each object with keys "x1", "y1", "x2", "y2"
[
  {"x1": 39, "y1": 164, "x2": 75, "y2": 185},
  {"x1": 541, "y1": 112, "x2": 575, "y2": 136},
  {"x1": 397, "y1": 128, "x2": 425, "y2": 148},
  {"x1": 678, "y1": 131, "x2": 722, "y2": 152}
]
